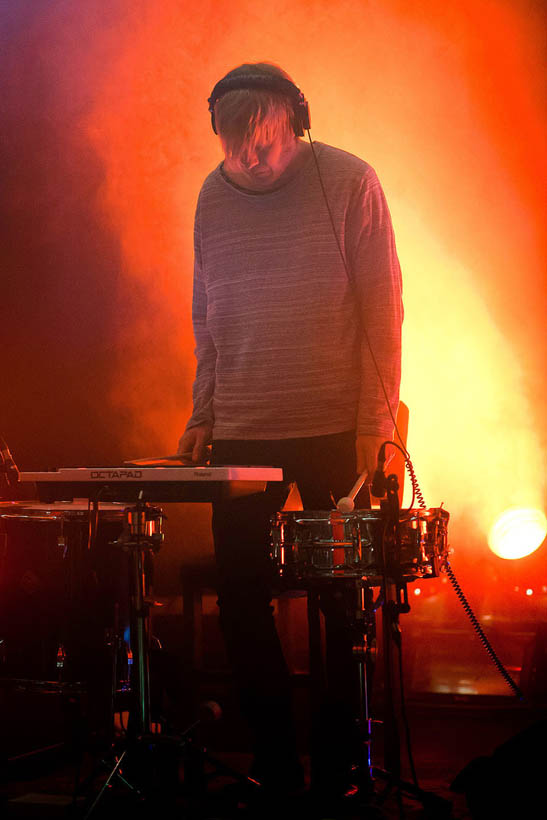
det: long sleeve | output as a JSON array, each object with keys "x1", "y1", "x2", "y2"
[
  {"x1": 347, "y1": 168, "x2": 403, "y2": 438},
  {"x1": 185, "y1": 201, "x2": 217, "y2": 431},
  {"x1": 188, "y1": 144, "x2": 401, "y2": 440}
]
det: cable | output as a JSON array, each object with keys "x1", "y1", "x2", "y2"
[
  {"x1": 307, "y1": 133, "x2": 406, "y2": 455},
  {"x1": 444, "y1": 562, "x2": 524, "y2": 700},
  {"x1": 377, "y1": 439, "x2": 426, "y2": 511},
  {"x1": 403, "y1": 455, "x2": 424, "y2": 511},
  {"x1": 385, "y1": 438, "x2": 523, "y2": 698},
  {"x1": 383, "y1": 439, "x2": 523, "y2": 698},
  {"x1": 307, "y1": 125, "x2": 525, "y2": 729},
  {"x1": 400, "y1": 459, "x2": 523, "y2": 699},
  {"x1": 370, "y1": 400, "x2": 520, "y2": 699}
]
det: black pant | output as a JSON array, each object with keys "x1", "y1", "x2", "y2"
[{"x1": 211, "y1": 432, "x2": 365, "y2": 788}]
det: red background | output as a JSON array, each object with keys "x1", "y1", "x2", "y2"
[{"x1": 2, "y1": 0, "x2": 545, "y2": 694}]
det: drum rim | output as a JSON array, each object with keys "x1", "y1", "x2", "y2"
[
  {"x1": 273, "y1": 509, "x2": 383, "y2": 520},
  {"x1": 0, "y1": 500, "x2": 129, "y2": 520}
]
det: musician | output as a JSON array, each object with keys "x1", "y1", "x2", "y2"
[{"x1": 178, "y1": 62, "x2": 403, "y2": 806}]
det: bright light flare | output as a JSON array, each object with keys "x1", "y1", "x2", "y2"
[{"x1": 488, "y1": 507, "x2": 547, "y2": 560}]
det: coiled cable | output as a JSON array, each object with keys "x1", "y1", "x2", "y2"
[
  {"x1": 403, "y1": 455, "x2": 425, "y2": 512},
  {"x1": 383, "y1": 440, "x2": 523, "y2": 699},
  {"x1": 444, "y1": 562, "x2": 524, "y2": 700},
  {"x1": 379, "y1": 440, "x2": 422, "y2": 512},
  {"x1": 308, "y1": 123, "x2": 525, "y2": 709}
]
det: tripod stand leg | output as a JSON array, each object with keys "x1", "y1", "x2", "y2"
[{"x1": 82, "y1": 749, "x2": 129, "y2": 820}]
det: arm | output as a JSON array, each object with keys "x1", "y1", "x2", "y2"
[
  {"x1": 177, "y1": 200, "x2": 216, "y2": 461},
  {"x1": 348, "y1": 168, "x2": 403, "y2": 474}
]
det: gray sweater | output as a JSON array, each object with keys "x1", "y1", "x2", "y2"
[{"x1": 187, "y1": 142, "x2": 403, "y2": 440}]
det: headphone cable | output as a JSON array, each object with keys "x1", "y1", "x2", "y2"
[{"x1": 306, "y1": 132, "x2": 407, "y2": 456}]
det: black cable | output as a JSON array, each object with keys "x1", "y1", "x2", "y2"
[
  {"x1": 386, "y1": 438, "x2": 522, "y2": 698},
  {"x1": 377, "y1": 441, "x2": 520, "y2": 699},
  {"x1": 307, "y1": 132, "x2": 406, "y2": 455},
  {"x1": 444, "y1": 562, "x2": 524, "y2": 700},
  {"x1": 403, "y1": 455, "x2": 424, "y2": 511},
  {"x1": 383, "y1": 440, "x2": 523, "y2": 698},
  {"x1": 377, "y1": 439, "x2": 425, "y2": 511},
  {"x1": 307, "y1": 124, "x2": 524, "y2": 772}
]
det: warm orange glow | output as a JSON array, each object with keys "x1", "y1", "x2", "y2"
[
  {"x1": 73, "y1": 0, "x2": 545, "y2": 557},
  {"x1": 2, "y1": 2, "x2": 546, "y2": 701},
  {"x1": 488, "y1": 508, "x2": 547, "y2": 560}
]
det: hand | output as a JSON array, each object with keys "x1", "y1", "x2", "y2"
[
  {"x1": 355, "y1": 434, "x2": 393, "y2": 482},
  {"x1": 177, "y1": 424, "x2": 212, "y2": 464}
]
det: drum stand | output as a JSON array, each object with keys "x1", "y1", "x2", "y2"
[
  {"x1": 307, "y1": 476, "x2": 451, "y2": 816},
  {"x1": 78, "y1": 498, "x2": 164, "y2": 817},
  {"x1": 79, "y1": 497, "x2": 261, "y2": 818},
  {"x1": 351, "y1": 477, "x2": 452, "y2": 816}
]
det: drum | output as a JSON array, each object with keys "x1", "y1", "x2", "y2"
[
  {"x1": 0, "y1": 501, "x2": 132, "y2": 685},
  {"x1": 270, "y1": 507, "x2": 449, "y2": 584}
]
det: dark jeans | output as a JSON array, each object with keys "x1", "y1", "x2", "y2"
[{"x1": 211, "y1": 432, "x2": 367, "y2": 788}]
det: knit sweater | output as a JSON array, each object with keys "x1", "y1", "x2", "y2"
[{"x1": 186, "y1": 142, "x2": 403, "y2": 440}]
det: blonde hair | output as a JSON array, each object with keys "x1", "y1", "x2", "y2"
[{"x1": 214, "y1": 63, "x2": 297, "y2": 164}]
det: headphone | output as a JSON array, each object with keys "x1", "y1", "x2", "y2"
[{"x1": 207, "y1": 72, "x2": 311, "y2": 137}]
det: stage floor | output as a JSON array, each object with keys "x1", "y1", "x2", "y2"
[{"x1": 2, "y1": 689, "x2": 545, "y2": 819}]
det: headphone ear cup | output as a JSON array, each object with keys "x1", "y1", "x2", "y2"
[{"x1": 298, "y1": 101, "x2": 311, "y2": 135}]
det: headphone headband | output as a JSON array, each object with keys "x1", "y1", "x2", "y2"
[{"x1": 208, "y1": 73, "x2": 311, "y2": 137}]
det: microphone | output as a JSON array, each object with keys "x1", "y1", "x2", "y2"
[
  {"x1": 370, "y1": 442, "x2": 388, "y2": 498},
  {"x1": 336, "y1": 440, "x2": 393, "y2": 509}
]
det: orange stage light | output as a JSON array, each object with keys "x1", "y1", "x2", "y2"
[{"x1": 488, "y1": 507, "x2": 547, "y2": 560}]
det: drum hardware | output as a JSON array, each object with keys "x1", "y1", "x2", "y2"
[
  {"x1": 78, "y1": 496, "x2": 165, "y2": 816},
  {"x1": 42, "y1": 470, "x2": 284, "y2": 817},
  {"x1": 355, "y1": 476, "x2": 451, "y2": 813},
  {"x1": 110, "y1": 497, "x2": 164, "y2": 739},
  {"x1": 0, "y1": 500, "x2": 130, "y2": 691},
  {"x1": 333, "y1": 474, "x2": 450, "y2": 813},
  {"x1": 271, "y1": 506, "x2": 449, "y2": 585},
  {"x1": 350, "y1": 584, "x2": 379, "y2": 794},
  {"x1": 272, "y1": 469, "x2": 452, "y2": 814}
]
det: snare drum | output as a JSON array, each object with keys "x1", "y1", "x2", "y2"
[
  {"x1": 0, "y1": 501, "x2": 131, "y2": 684},
  {"x1": 271, "y1": 509, "x2": 381, "y2": 583},
  {"x1": 397, "y1": 507, "x2": 450, "y2": 580},
  {"x1": 270, "y1": 507, "x2": 449, "y2": 584}
]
